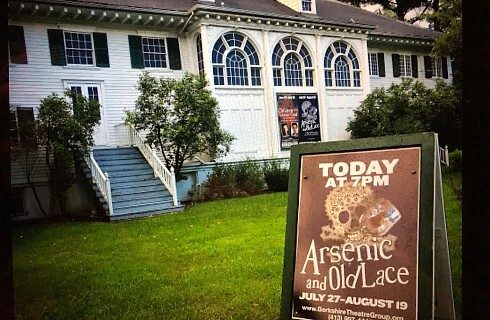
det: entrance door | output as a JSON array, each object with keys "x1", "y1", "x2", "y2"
[{"x1": 68, "y1": 83, "x2": 107, "y2": 145}]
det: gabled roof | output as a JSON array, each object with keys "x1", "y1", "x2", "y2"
[
  {"x1": 20, "y1": 0, "x2": 441, "y2": 40},
  {"x1": 314, "y1": 0, "x2": 440, "y2": 40}
]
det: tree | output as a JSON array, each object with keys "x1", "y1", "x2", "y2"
[
  {"x1": 37, "y1": 91, "x2": 100, "y2": 215},
  {"x1": 347, "y1": 78, "x2": 461, "y2": 149},
  {"x1": 339, "y1": 0, "x2": 433, "y2": 21},
  {"x1": 428, "y1": 0, "x2": 461, "y2": 87},
  {"x1": 126, "y1": 72, "x2": 234, "y2": 178},
  {"x1": 10, "y1": 109, "x2": 47, "y2": 217}
]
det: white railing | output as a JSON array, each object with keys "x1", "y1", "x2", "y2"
[
  {"x1": 116, "y1": 124, "x2": 178, "y2": 207},
  {"x1": 85, "y1": 150, "x2": 113, "y2": 215},
  {"x1": 439, "y1": 145, "x2": 450, "y2": 166}
]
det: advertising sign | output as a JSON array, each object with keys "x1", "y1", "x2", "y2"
[
  {"x1": 277, "y1": 94, "x2": 321, "y2": 150},
  {"x1": 280, "y1": 133, "x2": 456, "y2": 320}
]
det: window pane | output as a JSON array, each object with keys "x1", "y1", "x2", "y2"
[
  {"x1": 335, "y1": 56, "x2": 350, "y2": 87},
  {"x1": 302, "y1": 0, "x2": 312, "y2": 11},
  {"x1": 64, "y1": 32, "x2": 93, "y2": 65},
  {"x1": 273, "y1": 69, "x2": 282, "y2": 86},
  {"x1": 324, "y1": 48, "x2": 334, "y2": 68},
  {"x1": 283, "y1": 37, "x2": 299, "y2": 51},
  {"x1": 369, "y1": 53, "x2": 378, "y2": 76},
  {"x1": 272, "y1": 43, "x2": 283, "y2": 66},
  {"x1": 325, "y1": 70, "x2": 333, "y2": 87},
  {"x1": 223, "y1": 33, "x2": 244, "y2": 48},
  {"x1": 213, "y1": 66, "x2": 224, "y2": 85},
  {"x1": 196, "y1": 34, "x2": 204, "y2": 74},
  {"x1": 305, "y1": 70, "x2": 314, "y2": 87},
  {"x1": 142, "y1": 38, "x2": 167, "y2": 68},
  {"x1": 226, "y1": 49, "x2": 249, "y2": 86},
  {"x1": 353, "y1": 71, "x2": 361, "y2": 87},
  {"x1": 251, "y1": 67, "x2": 261, "y2": 86},
  {"x1": 284, "y1": 53, "x2": 302, "y2": 86}
]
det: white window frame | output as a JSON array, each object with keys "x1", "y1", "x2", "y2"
[
  {"x1": 302, "y1": 0, "x2": 313, "y2": 12},
  {"x1": 141, "y1": 37, "x2": 169, "y2": 69},
  {"x1": 368, "y1": 52, "x2": 379, "y2": 76},
  {"x1": 212, "y1": 32, "x2": 262, "y2": 87},
  {"x1": 399, "y1": 54, "x2": 412, "y2": 77},
  {"x1": 272, "y1": 37, "x2": 314, "y2": 87},
  {"x1": 431, "y1": 57, "x2": 443, "y2": 78},
  {"x1": 324, "y1": 41, "x2": 362, "y2": 89},
  {"x1": 64, "y1": 31, "x2": 95, "y2": 66}
]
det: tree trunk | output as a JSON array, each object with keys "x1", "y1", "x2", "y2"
[{"x1": 27, "y1": 179, "x2": 48, "y2": 217}]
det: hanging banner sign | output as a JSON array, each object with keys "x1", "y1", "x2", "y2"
[
  {"x1": 277, "y1": 94, "x2": 321, "y2": 150},
  {"x1": 280, "y1": 133, "x2": 456, "y2": 320}
]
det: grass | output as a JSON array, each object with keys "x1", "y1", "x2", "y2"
[{"x1": 13, "y1": 173, "x2": 461, "y2": 319}]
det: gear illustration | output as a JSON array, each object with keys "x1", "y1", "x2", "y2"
[{"x1": 320, "y1": 182, "x2": 398, "y2": 253}]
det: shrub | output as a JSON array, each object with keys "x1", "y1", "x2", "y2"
[
  {"x1": 448, "y1": 149, "x2": 462, "y2": 173},
  {"x1": 192, "y1": 160, "x2": 265, "y2": 202},
  {"x1": 347, "y1": 78, "x2": 462, "y2": 149},
  {"x1": 263, "y1": 160, "x2": 289, "y2": 192}
]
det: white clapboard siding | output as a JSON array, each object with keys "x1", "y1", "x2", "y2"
[
  {"x1": 367, "y1": 47, "x2": 453, "y2": 90},
  {"x1": 9, "y1": 22, "x2": 189, "y2": 147},
  {"x1": 11, "y1": 146, "x2": 51, "y2": 187}
]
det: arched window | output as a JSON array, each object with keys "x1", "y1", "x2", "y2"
[
  {"x1": 324, "y1": 41, "x2": 361, "y2": 88},
  {"x1": 196, "y1": 34, "x2": 204, "y2": 74},
  {"x1": 272, "y1": 37, "x2": 314, "y2": 87},
  {"x1": 212, "y1": 32, "x2": 261, "y2": 86}
]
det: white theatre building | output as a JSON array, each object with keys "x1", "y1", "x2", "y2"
[{"x1": 9, "y1": 0, "x2": 452, "y2": 219}]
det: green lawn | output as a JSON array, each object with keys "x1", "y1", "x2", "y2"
[{"x1": 13, "y1": 175, "x2": 461, "y2": 319}]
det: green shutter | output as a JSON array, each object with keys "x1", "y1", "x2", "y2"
[
  {"x1": 442, "y1": 57, "x2": 449, "y2": 79},
  {"x1": 167, "y1": 37, "x2": 182, "y2": 70},
  {"x1": 392, "y1": 54, "x2": 400, "y2": 77},
  {"x1": 424, "y1": 56, "x2": 433, "y2": 78},
  {"x1": 8, "y1": 25, "x2": 27, "y2": 64},
  {"x1": 128, "y1": 35, "x2": 144, "y2": 69},
  {"x1": 47, "y1": 29, "x2": 66, "y2": 66},
  {"x1": 377, "y1": 52, "x2": 385, "y2": 77},
  {"x1": 93, "y1": 32, "x2": 110, "y2": 67},
  {"x1": 411, "y1": 55, "x2": 418, "y2": 78}
]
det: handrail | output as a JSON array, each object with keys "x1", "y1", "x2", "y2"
[
  {"x1": 116, "y1": 124, "x2": 178, "y2": 207},
  {"x1": 85, "y1": 150, "x2": 113, "y2": 216},
  {"x1": 439, "y1": 145, "x2": 449, "y2": 166}
]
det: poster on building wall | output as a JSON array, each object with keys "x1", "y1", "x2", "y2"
[
  {"x1": 280, "y1": 133, "x2": 456, "y2": 320},
  {"x1": 277, "y1": 94, "x2": 321, "y2": 150}
]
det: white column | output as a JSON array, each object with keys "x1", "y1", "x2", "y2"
[
  {"x1": 315, "y1": 33, "x2": 329, "y2": 141},
  {"x1": 261, "y1": 29, "x2": 277, "y2": 158},
  {"x1": 199, "y1": 24, "x2": 214, "y2": 91}
]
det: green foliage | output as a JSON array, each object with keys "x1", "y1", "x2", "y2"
[
  {"x1": 37, "y1": 91, "x2": 100, "y2": 215},
  {"x1": 263, "y1": 160, "x2": 290, "y2": 192},
  {"x1": 347, "y1": 78, "x2": 462, "y2": 149},
  {"x1": 429, "y1": 0, "x2": 462, "y2": 87},
  {"x1": 448, "y1": 149, "x2": 462, "y2": 172},
  {"x1": 192, "y1": 160, "x2": 265, "y2": 202},
  {"x1": 337, "y1": 0, "x2": 431, "y2": 21},
  {"x1": 126, "y1": 72, "x2": 234, "y2": 178}
]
